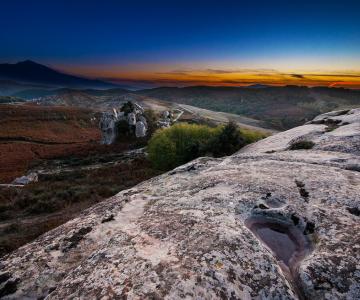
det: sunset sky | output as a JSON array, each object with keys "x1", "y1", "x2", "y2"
[{"x1": 1, "y1": 0, "x2": 360, "y2": 88}]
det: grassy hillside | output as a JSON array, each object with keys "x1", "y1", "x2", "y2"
[
  {"x1": 0, "y1": 155, "x2": 160, "y2": 257},
  {"x1": 0, "y1": 104, "x2": 101, "y2": 182}
]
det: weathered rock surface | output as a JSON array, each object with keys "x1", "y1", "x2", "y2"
[
  {"x1": 1, "y1": 109, "x2": 360, "y2": 299},
  {"x1": 135, "y1": 121, "x2": 147, "y2": 138},
  {"x1": 11, "y1": 172, "x2": 38, "y2": 186},
  {"x1": 99, "y1": 112, "x2": 118, "y2": 145},
  {"x1": 99, "y1": 102, "x2": 150, "y2": 144}
]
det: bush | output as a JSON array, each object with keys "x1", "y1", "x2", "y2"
[
  {"x1": 148, "y1": 122, "x2": 266, "y2": 171},
  {"x1": 148, "y1": 133, "x2": 179, "y2": 170},
  {"x1": 239, "y1": 128, "x2": 269, "y2": 144},
  {"x1": 148, "y1": 123, "x2": 220, "y2": 170},
  {"x1": 206, "y1": 121, "x2": 245, "y2": 157}
]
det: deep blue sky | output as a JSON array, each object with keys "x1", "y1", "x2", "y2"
[{"x1": 1, "y1": 0, "x2": 359, "y2": 87}]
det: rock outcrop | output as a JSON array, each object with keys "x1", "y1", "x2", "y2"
[
  {"x1": 99, "y1": 103, "x2": 148, "y2": 144},
  {"x1": 99, "y1": 111, "x2": 119, "y2": 145},
  {"x1": 11, "y1": 172, "x2": 38, "y2": 185},
  {"x1": 1, "y1": 108, "x2": 360, "y2": 299}
]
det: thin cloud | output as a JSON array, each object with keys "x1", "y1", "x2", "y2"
[
  {"x1": 309, "y1": 73, "x2": 360, "y2": 78},
  {"x1": 163, "y1": 68, "x2": 282, "y2": 75},
  {"x1": 204, "y1": 68, "x2": 281, "y2": 74},
  {"x1": 290, "y1": 74, "x2": 305, "y2": 79},
  {"x1": 205, "y1": 69, "x2": 239, "y2": 74},
  {"x1": 155, "y1": 71, "x2": 188, "y2": 76}
]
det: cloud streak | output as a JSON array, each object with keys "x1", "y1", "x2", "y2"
[{"x1": 290, "y1": 74, "x2": 305, "y2": 79}]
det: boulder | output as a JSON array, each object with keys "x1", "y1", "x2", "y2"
[
  {"x1": 162, "y1": 111, "x2": 170, "y2": 119},
  {"x1": 1, "y1": 108, "x2": 359, "y2": 299},
  {"x1": 127, "y1": 112, "x2": 136, "y2": 126},
  {"x1": 99, "y1": 103, "x2": 149, "y2": 144},
  {"x1": 99, "y1": 112, "x2": 118, "y2": 145},
  {"x1": 11, "y1": 172, "x2": 38, "y2": 185},
  {"x1": 138, "y1": 115, "x2": 148, "y2": 127},
  {"x1": 135, "y1": 121, "x2": 147, "y2": 138}
]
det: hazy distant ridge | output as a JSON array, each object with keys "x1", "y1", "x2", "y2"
[{"x1": 0, "y1": 60, "x2": 119, "y2": 89}]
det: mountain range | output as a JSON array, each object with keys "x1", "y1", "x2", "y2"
[{"x1": 0, "y1": 60, "x2": 121, "y2": 89}]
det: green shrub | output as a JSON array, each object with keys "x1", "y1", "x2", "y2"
[
  {"x1": 207, "y1": 122, "x2": 245, "y2": 157},
  {"x1": 148, "y1": 122, "x2": 266, "y2": 171},
  {"x1": 148, "y1": 123, "x2": 220, "y2": 170},
  {"x1": 239, "y1": 128, "x2": 269, "y2": 144},
  {"x1": 147, "y1": 133, "x2": 178, "y2": 170}
]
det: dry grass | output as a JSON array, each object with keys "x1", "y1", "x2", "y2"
[
  {"x1": 0, "y1": 103, "x2": 103, "y2": 182},
  {"x1": 0, "y1": 103, "x2": 101, "y2": 142},
  {"x1": 0, "y1": 157, "x2": 161, "y2": 257}
]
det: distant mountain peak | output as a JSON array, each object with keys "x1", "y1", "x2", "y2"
[
  {"x1": 17, "y1": 59, "x2": 39, "y2": 65},
  {"x1": 0, "y1": 60, "x2": 119, "y2": 89}
]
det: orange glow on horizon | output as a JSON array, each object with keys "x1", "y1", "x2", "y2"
[{"x1": 59, "y1": 64, "x2": 360, "y2": 89}]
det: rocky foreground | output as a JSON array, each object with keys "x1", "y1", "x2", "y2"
[{"x1": 1, "y1": 108, "x2": 360, "y2": 299}]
